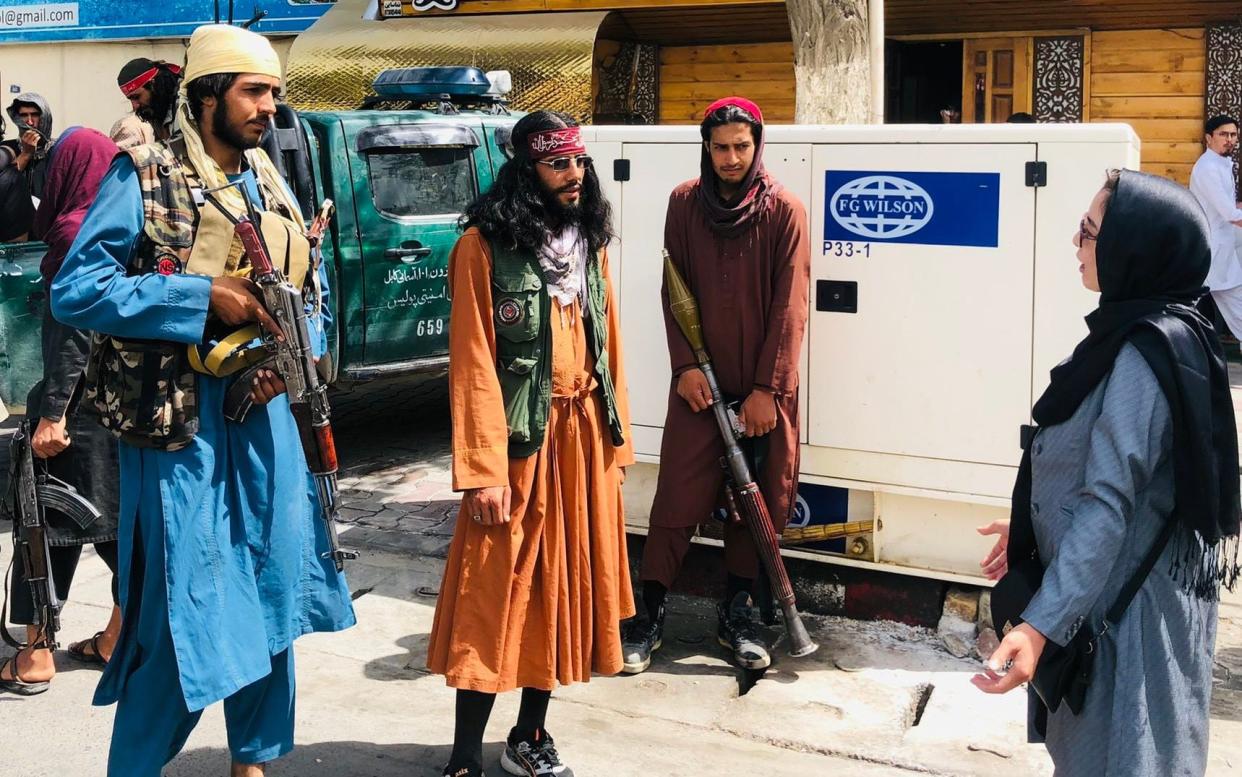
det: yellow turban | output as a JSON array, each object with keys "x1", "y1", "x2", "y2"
[
  {"x1": 182, "y1": 24, "x2": 282, "y2": 84},
  {"x1": 172, "y1": 23, "x2": 303, "y2": 235}
]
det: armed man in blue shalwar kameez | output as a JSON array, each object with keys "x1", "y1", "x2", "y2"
[{"x1": 50, "y1": 25, "x2": 355, "y2": 777}]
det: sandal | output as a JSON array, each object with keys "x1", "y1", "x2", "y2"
[
  {"x1": 67, "y1": 631, "x2": 109, "y2": 666},
  {"x1": 0, "y1": 655, "x2": 50, "y2": 696}
]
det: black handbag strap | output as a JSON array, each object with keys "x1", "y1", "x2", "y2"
[{"x1": 1103, "y1": 519, "x2": 1177, "y2": 629}]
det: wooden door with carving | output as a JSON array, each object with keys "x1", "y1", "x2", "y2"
[{"x1": 962, "y1": 37, "x2": 1032, "y2": 123}]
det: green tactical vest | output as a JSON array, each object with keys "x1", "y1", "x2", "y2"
[{"x1": 489, "y1": 239, "x2": 625, "y2": 458}]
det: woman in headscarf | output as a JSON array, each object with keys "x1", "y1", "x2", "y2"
[
  {"x1": 974, "y1": 169, "x2": 1240, "y2": 775},
  {"x1": 1, "y1": 127, "x2": 123, "y2": 695}
]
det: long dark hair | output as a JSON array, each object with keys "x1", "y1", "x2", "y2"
[
  {"x1": 186, "y1": 73, "x2": 239, "y2": 124},
  {"x1": 147, "y1": 67, "x2": 182, "y2": 126},
  {"x1": 461, "y1": 111, "x2": 614, "y2": 255}
]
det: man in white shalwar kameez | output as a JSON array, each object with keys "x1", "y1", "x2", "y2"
[{"x1": 1189, "y1": 114, "x2": 1242, "y2": 336}]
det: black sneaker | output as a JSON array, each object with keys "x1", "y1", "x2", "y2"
[
  {"x1": 501, "y1": 729, "x2": 574, "y2": 776},
  {"x1": 717, "y1": 591, "x2": 771, "y2": 670},
  {"x1": 619, "y1": 606, "x2": 664, "y2": 674},
  {"x1": 443, "y1": 767, "x2": 485, "y2": 777}
]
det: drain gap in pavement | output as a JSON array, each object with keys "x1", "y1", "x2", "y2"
[{"x1": 909, "y1": 683, "x2": 935, "y2": 727}]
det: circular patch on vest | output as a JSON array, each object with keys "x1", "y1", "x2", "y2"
[
  {"x1": 156, "y1": 254, "x2": 182, "y2": 276},
  {"x1": 496, "y1": 298, "x2": 524, "y2": 327}
]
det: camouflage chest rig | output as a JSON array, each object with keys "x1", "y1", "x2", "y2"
[{"x1": 83, "y1": 139, "x2": 311, "y2": 451}]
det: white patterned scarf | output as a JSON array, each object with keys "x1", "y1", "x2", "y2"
[{"x1": 539, "y1": 225, "x2": 587, "y2": 311}]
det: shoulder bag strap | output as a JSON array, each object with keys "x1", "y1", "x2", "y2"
[{"x1": 1101, "y1": 519, "x2": 1178, "y2": 633}]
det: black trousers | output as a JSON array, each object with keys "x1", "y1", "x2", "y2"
[{"x1": 8, "y1": 541, "x2": 120, "y2": 626}]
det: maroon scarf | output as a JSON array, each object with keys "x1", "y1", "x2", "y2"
[
  {"x1": 31, "y1": 126, "x2": 118, "y2": 285},
  {"x1": 695, "y1": 96, "x2": 783, "y2": 238}
]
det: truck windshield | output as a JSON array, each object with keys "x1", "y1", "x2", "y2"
[{"x1": 365, "y1": 146, "x2": 477, "y2": 218}]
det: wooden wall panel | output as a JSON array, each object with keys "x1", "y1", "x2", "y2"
[
  {"x1": 658, "y1": 42, "x2": 795, "y2": 125},
  {"x1": 660, "y1": 42, "x2": 795, "y2": 65},
  {"x1": 887, "y1": 1, "x2": 1239, "y2": 36},
  {"x1": 1089, "y1": 28, "x2": 1206, "y2": 184}
]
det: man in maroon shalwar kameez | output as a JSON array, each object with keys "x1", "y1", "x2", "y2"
[{"x1": 621, "y1": 97, "x2": 810, "y2": 672}]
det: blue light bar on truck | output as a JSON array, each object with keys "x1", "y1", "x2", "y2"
[{"x1": 372, "y1": 67, "x2": 492, "y2": 99}]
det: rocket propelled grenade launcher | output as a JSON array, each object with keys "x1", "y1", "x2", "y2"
[
  {"x1": 221, "y1": 188, "x2": 357, "y2": 572},
  {"x1": 662, "y1": 250, "x2": 818, "y2": 658}
]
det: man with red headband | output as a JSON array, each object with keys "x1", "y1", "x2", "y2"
[
  {"x1": 110, "y1": 58, "x2": 183, "y2": 150},
  {"x1": 427, "y1": 110, "x2": 634, "y2": 777},
  {"x1": 622, "y1": 96, "x2": 810, "y2": 673}
]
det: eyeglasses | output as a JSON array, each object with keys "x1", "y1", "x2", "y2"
[
  {"x1": 1079, "y1": 218, "x2": 1098, "y2": 242},
  {"x1": 536, "y1": 154, "x2": 592, "y2": 172}
]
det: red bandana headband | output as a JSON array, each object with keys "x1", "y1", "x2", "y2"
[
  {"x1": 526, "y1": 127, "x2": 586, "y2": 160},
  {"x1": 120, "y1": 63, "x2": 182, "y2": 98},
  {"x1": 702, "y1": 96, "x2": 764, "y2": 125}
]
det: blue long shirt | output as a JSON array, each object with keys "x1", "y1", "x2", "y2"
[{"x1": 51, "y1": 156, "x2": 355, "y2": 712}]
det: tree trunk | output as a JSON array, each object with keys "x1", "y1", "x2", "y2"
[{"x1": 787, "y1": 0, "x2": 871, "y2": 124}]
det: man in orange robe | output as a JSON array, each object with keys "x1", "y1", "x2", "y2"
[{"x1": 427, "y1": 111, "x2": 635, "y2": 777}]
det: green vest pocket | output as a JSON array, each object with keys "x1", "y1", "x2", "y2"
[
  {"x1": 492, "y1": 268, "x2": 542, "y2": 343},
  {"x1": 503, "y1": 356, "x2": 538, "y2": 375},
  {"x1": 499, "y1": 364, "x2": 535, "y2": 442}
]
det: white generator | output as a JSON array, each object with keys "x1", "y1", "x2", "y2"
[{"x1": 582, "y1": 123, "x2": 1141, "y2": 584}]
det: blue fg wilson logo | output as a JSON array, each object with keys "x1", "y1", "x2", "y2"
[
  {"x1": 830, "y1": 175, "x2": 934, "y2": 240},
  {"x1": 825, "y1": 170, "x2": 1002, "y2": 248}
]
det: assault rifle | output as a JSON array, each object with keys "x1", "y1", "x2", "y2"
[
  {"x1": 215, "y1": 192, "x2": 357, "y2": 572},
  {"x1": 662, "y1": 250, "x2": 818, "y2": 658},
  {"x1": 2, "y1": 421, "x2": 102, "y2": 651}
]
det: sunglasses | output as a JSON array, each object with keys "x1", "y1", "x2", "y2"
[
  {"x1": 536, "y1": 154, "x2": 592, "y2": 172},
  {"x1": 1079, "y1": 218, "x2": 1098, "y2": 242}
]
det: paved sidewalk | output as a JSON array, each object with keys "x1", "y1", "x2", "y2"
[
  {"x1": 3, "y1": 528, "x2": 1240, "y2": 777},
  {"x1": 1, "y1": 372, "x2": 1240, "y2": 775}
]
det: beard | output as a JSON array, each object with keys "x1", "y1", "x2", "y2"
[
  {"x1": 541, "y1": 185, "x2": 584, "y2": 230},
  {"x1": 136, "y1": 96, "x2": 171, "y2": 126},
  {"x1": 212, "y1": 103, "x2": 264, "y2": 151}
]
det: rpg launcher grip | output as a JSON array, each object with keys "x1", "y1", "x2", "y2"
[{"x1": 661, "y1": 250, "x2": 818, "y2": 659}]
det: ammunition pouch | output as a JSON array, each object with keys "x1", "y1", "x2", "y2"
[{"x1": 84, "y1": 335, "x2": 199, "y2": 451}]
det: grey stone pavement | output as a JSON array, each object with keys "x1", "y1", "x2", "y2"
[{"x1": 0, "y1": 373, "x2": 1239, "y2": 776}]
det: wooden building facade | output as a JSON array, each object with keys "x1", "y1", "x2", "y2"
[{"x1": 374, "y1": 0, "x2": 1242, "y2": 185}]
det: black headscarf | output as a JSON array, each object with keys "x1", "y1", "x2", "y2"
[{"x1": 1009, "y1": 170, "x2": 1240, "y2": 598}]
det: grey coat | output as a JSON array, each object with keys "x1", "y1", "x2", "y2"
[{"x1": 1023, "y1": 342, "x2": 1218, "y2": 776}]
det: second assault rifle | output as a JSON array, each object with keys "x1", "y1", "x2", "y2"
[
  {"x1": 2, "y1": 422, "x2": 102, "y2": 651},
  {"x1": 662, "y1": 250, "x2": 818, "y2": 658},
  {"x1": 214, "y1": 191, "x2": 357, "y2": 572}
]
